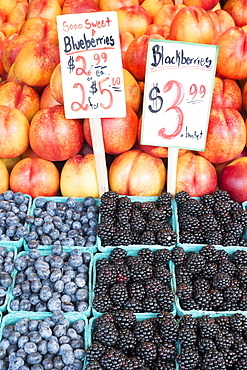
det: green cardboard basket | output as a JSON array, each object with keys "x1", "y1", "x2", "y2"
[
  {"x1": 7, "y1": 247, "x2": 93, "y2": 317},
  {"x1": 24, "y1": 196, "x2": 100, "y2": 253}
]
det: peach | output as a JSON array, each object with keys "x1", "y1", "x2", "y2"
[
  {"x1": 216, "y1": 27, "x2": 247, "y2": 80},
  {"x1": 211, "y1": 77, "x2": 242, "y2": 111},
  {"x1": 13, "y1": 40, "x2": 60, "y2": 87},
  {"x1": 223, "y1": 0, "x2": 247, "y2": 27},
  {"x1": 10, "y1": 157, "x2": 60, "y2": 198},
  {"x1": 0, "y1": 81, "x2": 40, "y2": 121},
  {"x1": 176, "y1": 152, "x2": 218, "y2": 197},
  {"x1": 183, "y1": 0, "x2": 219, "y2": 10},
  {"x1": 153, "y1": 4, "x2": 186, "y2": 28},
  {"x1": 83, "y1": 104, "x2": 138, "y2": 155},
  {"x1": 98, "y1": 0, "x2": 138, "y2": 11},
  {"x1": 0, "y1": 159, "x2": 9, "y2": 193},
  {"x1": 109, "y1": 149, "x2": 166, "y2": 196},
  {"x1": 50, "y1": 63, "x2": 64, "y2": 105},
  {"x1": 19, "y1": 17, "x2": 58, "y2": 45},
  {"x1": 117, "y1": 5, "x2": 152, "y2": 38},
  {"x1": 0, "y1": 105, "x2": 29, "y2": 158},
  {"x1": 207, "y1": 9, "x2": 235, "y2": 43},
  {"x1": 198, "y1": 107, "x2": 246, "y2": 163},
  {"x1": 60, "y1": 154, "x2": 99, "y2": 198},
  {"x1": 2, "y1": 34, "x2": 32, "y2": 73},
  {"x1": 29, "y1": 105, "x2": 84, "y2": 162},
  {"x1": 123, "y1": 68, "x2": 141, "y2": 113},
  {"x1": 62, "y1": 0, "x2": 99, "y2": 13},
  {"x1": 26, "y1": 0, "x2": 62, "y2": 23},
  {"x1": 7, "y1": 2, "x2": 28, "y2": 26},
  {"x1": 141, "y1": 0, "x2": 173, "y2": 19},
  {"x1": 40, "y1": 84, "x2": 61, "y2": 109},
  {"x1": 169, "y1": 6, "x2": 215, "y2": 44}
]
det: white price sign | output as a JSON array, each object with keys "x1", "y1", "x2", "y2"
[
  {"x1": 56, "y1": 11, "x2": 126, "y2": 119},
  {"x1": 141, "y1": 39, "x2": 218, "y2": 151}
]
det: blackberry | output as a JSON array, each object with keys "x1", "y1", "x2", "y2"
[
  {"x1": 134, "y1": 319, "x2": 155, "y2": 342},
  {"x1": 179, "y1": 231, "x2": 198, "y2": 244},
  {"x1": 193, "y1": 278, "x2": 211, "y2": 294},
  {"x1": 100, "y1": 348, "x2": 126, "y2": 370},
  {"x1": 212, "y1": 273, "x2": 232, "y2": 290},
  {"x1": 148, "y1": 208, "x2": 163, "y2": 222},
  {"x1": 86, "y1": 343, "x2": 106, "y2": 362},
  {"x1": 112, "y1": 229, "x2": 132, "y2": 246},
  {"x1": 97, "y1": 222, "x2": 115, "y2": 246},
  {"x1": 124, "y1": 298, "x2": 143, "y2": 312},
  {"x1": 214, "y1": 208, "x2": 232, "y2": 226},
  {"x1": 233, "y1": 337, "x2": 247, "y2": 358},
  {"x1": 158, "y1": 205, "x2": 172, "y2": 220},
  {"x1": 94, "y1": 321, "x2": 119, "y2": 347},
  {"x1": 100, "y1": 197, "x2": 117, "y2": 216},
  {"x1": 178, "y1": 327, "x2": 197, "y2": 348},
  {"x1": 235, "y1": 358, "x2": 247, "y2": 370},
  {"x1": 140, "y1": 231, "x2": 156, "y2": 245},
  {"x1": 215, "y1": 330, "x2": 234, "y2": 350},
  {"x1": 194, "y1": 291, "x2": 212, "y2": 310},
  {"x1": 93, "y1": 293, "x2": 112, "y2": 313},
  {"x1": 229, "y1": 313, "x2": 247, "y2": 334},
  {"x1": 200, "y1": 193, "x2": 216, "y2": 208},
  {"x1": 215, "y1": 316, "x2": 230, "y2": 331},
  {"x1": 137, "y1": 248, "x2": 154, "y2": 265},
  {"x1": 201, "y1": 349, "x2": 226, "y2": 370},
  {"x1": 159, "y1": 316, "x2": 178, "y2": 343},
  {"x1": 209, "y1": 289, "x2": 224, "y2": 310},
  {"x1": 114, "y1": 310, "x2": 136, "y2": 330},
  {"x1": 198, "y1": 316, "x2": 219, "y2": 339},
  {"x1": 115, "y1": 263, "x2": 130, "y2": 285},
  {"x1": 223, "y1": 285, "x2": 243, "y2": 306},
  {"x1": 154, "y1": 249, "x2": 172, "y2": 265},
  {"x1": 171, "y1": 246, "x2": 187, "y2": 266},
  {"x1": 130, "y1": 216, "x2": 146, "y2": 233},
  {"x1": 232, "y1": 249, "x2": 247, "y2": 266},
  {"x1": 202, "y1": 262, "x2": 218, "y2": 279},
  {"x1": 109, "y1": 284, "x2": 128, "y2": 307},
  {"x1": 140, "y1": 201, "x2": 156, "y2": 215},
  {"x1": 130, "y1": 262, "x2": 153, "y2": 282},
  {"x1": 179, "y1": 198, "x2": 204, "y2": 217},
  {"x1": 156, "y1": 192, "x2": 172, "y2": 208},
  {"x1": 176, "y1": 347, "x2": 200, "y2": 370},
  {"x1": 199, "y1": 244, "x2": 218, "y2": 262},
  {"x1": 174, "y1": 190, "x2": 191, "y2": 205},
  {"x1": 204, "y1": 230, "x2": 223, "y2": 245},
  {"x1": 154, "y1": 265, "x2": 172, "y2": 284},
  {"x1": 176, "y1": 282, "x2": 193, "y2": 300},
  {"x1": 225, "y1": 220, "x2": 244, "y2": 238},
  {"x1": 157, "y1": 343, "x2": 176, "y2": 361},
  {"x1": 142, "y1": 295, "x2": 160, "y2": 312},
  {"x1": 179, "y1": 314, "x2": 198, "y2": 331},
  {"x1": 146, "y1": 220, "x2": 164, "y2": 234},
  {"x1": 218, "y1": 260, "x2": 236, "y2": 276},
  {"x1": 186, "y1": 252, "x2": 206, "y2": 275},
  {"x1": 179, "y1": 215, "x2": 201, "y2": 233},
  {"x1": 95, "y1": 312, "x2": 115, "y2": 327},
  {"x1": 156, "y1": 229, "x2": 177, "y2": 246},
  {"x1": 94, "y1": 281, "x2": 108, "y2": 295},
  {"x1": 86, "y1": 360, "x2": 103, "y2": 370},
  {"x1": 116, "y1": 207, "x2": 132, "y2": 223},
  {"x1": 117, "y1": 196, "x2": 132, "y2": 211},
  {"x1": 128, "y1": 282, "x2": 146, "y2": 301},
  {"x1": 136, "y1": 341, "x2": 157, "y2": 366},
  {"x1": 131, "y1": 231, "x2": 141, "y2": 245},
  {"x1": 116, "y1": 328, "x2": 136, "y2": 354},
  {"x1": 144, "y1": 279, "x2": 163, "y2": 297},
  {"x1": 101, "y1": 191, "x2": 119, "y2": 202},
  {"x1": 123, "y1": 356, "x2": 144, "y2": 369},
  {"x1": 97, "y1": 264, "x2": 117, "y2": 285},
  {"x1": 198, "y1": 338, "x2": 217, "y2": 353},
  {"x1": 213, "y1": 189, "x2": 231, "y2": 202},
  {"x1": 200, "y1": 213, "x2": 218, "y2": 231},
  {"x1": 239, "y1": 294, "x2": 247, "y2": 310},
  {"x1": 156, "y1": 287, "x2": 174, "y2": 311},
  {"x1": 108, "y1": 247, "x2": 127, "y2": 263},
  {"x1": 214, "y1": 200, "x2": 232, "y2": 215}
]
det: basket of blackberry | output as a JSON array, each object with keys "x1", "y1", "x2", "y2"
[
  {"x1": 85, "y1": 310, "x2": 179, "y2": 370},
  {"x1": 176, "y1": 312, "x2": 247, "y2": 370},
  {"x1": 172, "y1": 244, "x2": 247, "y2": 316},
  {"x1": 174, "y1": 189, "x2": 247, "y2": 249},
  {"x1": 96, "y1": 191, "x2": 177, "y2": 251},
  {"x1": 7, "y1": 246, "x2": 93, "y2": 317},
  {"x1": 0, "y1": 310, "x2": 87, "y2": 370},
  {"x1": 91, "y1": 247, "x2": 176, "y2": 318},
  {"x1": 0, "y1": 190, "x2": 32, "y2": 251},
  {"x1": 23, "y1": 196, "x2": 100, "y2": 252}
]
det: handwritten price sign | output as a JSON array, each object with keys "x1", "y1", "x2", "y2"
[
  {"x1": 141, "y1": 39, "x2": 218, "y2": 151},
  {"x1": 56, "y1": 11, "x2": 126, "y2": 119}
]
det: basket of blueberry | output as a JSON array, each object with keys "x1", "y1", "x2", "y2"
[
  {"x1": 0, "y1": 190, "x2": 32, "y2": 251},
  {"x1": 23, "y1": 196, "x2": 100, "y2": 252},
  {"x1": 0, "y1": 310, "x2": 87, "y2": 369},
  {"x1": 97, "y1": 191, "x2": 177, "y2": 251},
  {"x1": 7, "y1": 246, "x2": 92, "y2": 317},
  {"x1": 0, "y1": 245, "x2": 17, "y2": 313},
  {"x1": 91, "y1": 247, "x2": 176, "y2": 318}
]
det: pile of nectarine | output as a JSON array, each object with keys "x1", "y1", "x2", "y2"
[{"x1": 0, "y1": 0, "x2": 247, "y2": 201}]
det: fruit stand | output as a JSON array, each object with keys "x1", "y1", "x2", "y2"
[{"x1": 1, "y1": 0, "x2": 247, "y2": 369}]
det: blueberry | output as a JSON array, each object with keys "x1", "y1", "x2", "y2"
[
  {"x1": 54, "y1": 280, "x2": 64, "y2": 293},
  {"x1": 10, "y1": 299, "x2": 20, "y2": 311},
  {"x1": 72, "y1": 319, "x2": 85, "y2": 334},
  {"x1": 49, "y1": 256, "x2": 64, "y2": 269},
  {"x1": 37, "y1": 340, "x2": 47, "y2": 355},
  {"x1": 31, "y1": 280, "x2": 42, "y2": 293},
  {"x1": 50, "y1": 269, "x2": 62, "y2": 283},
  {"x1": 52, "y1": 242, "x2": 63, "y2": 256},
  {"x1": 0, "y1": 347, "x2": 5, "y2": 360},
  {"x1": 8, "y1": 330, "x2": 21, "y2": 344},
  {"x1": 33, "y1": 208, "x2": 42, "y2": 218},
  {"x1": 68, "y1": 255, "x2": 82, "y2": 269},
  {"x1": 39, "y1": 286, "x2": 53, "y2": 302},
  {"x1": 61, "y1": 302, "x2": 75, "y2": 312},
  {"x1": 61, "y1": 349, "x2": 74, "y2": 365},
  {"x1": 85, "y1": 241, "x2": 95, "y2": 248},
  {"x1": 74, "y1": 348, "x2": 85, "y2": 360},
  {"x1": 64, "y1": 282, "x2": 77, "y2": 295},
  {"x1": 66, "y1": 328, "x2": 78, "y2": 340},
  {"x1": 28, "y1": 320, "x2": 39, "y2": 332},
  {"x1": 34, "y1": 218, "x2": 44, "y2": 227},
  {"x1": 9, "y1": 353, "x2": 24, "y2": 369},
  {"x1": 0, "y1": 338, "x2": 10, "y2": 350},
  {"x1": 30, "y1": 365, "x2": 43, "y2": 370},
  {"x1": 88, "y1": 235, "x2": 96, "y2": 243},
  {"x1": 14, "y1": 318, "x2": 29, "y2": 335},
  {"x1": 6, "y1": 226, "x2": 16, "y2": 238},
  {"x1": 35, "y1": 301, "x2": 47, "y2": 312},
  {"x1": 74, "y1": 273, "x2": 87, "y2": 288},
  {"x1": 14, "y1": 256, "x2": 27, "y2": 271},
  {"x1": 66, "y1": 197, "x2": 76, "y2": 208},
  {"x1": 61, "y1": 275, "x2": 71, "y2": 285},
  {"x1": 38, "y1": 323, "x2": 52, "y2": 340},
  {"x1": 72, "y1": 211, "x2": 81, "y2": 221},
  {"x1": 74, "y1": 236, "x2": 86, "y2": 246},
  {"x1": 0, "y1": 287, "x2": 7, "y2": 297},
  {"x1": 84, "y1": 196, "x2": 96, "y2": 207},
  {"x1": 36, "y1": 268, "x2": 50, "y2": 280},
  {"x1": 19, "y1": 299, "x2": 31, "y2": 311},
  {"x1": 64, "y1": 270, "x2": 76, "y2": 280},
  {"x1": 59, "y1": 336, "x2": 70, "y2": 345},
  {"x1": 6, "y1": 215, "x2": 20, "y2": 227},
  {"x1": 53, "y1": 217, "x2": 63, "y2": 230},
  {"x1": 76, "y1": 288, "x2": 88, "y2": 302},
  {"x1": 6, "y1": 343, "x2": 18, "y2": 354},
  {"x1": 27, "y1": 352, "x2": 42, "y2": 365},
  {"x1": 67, "y1": 230, "x2": 79, "y2": 238},
  {"x1": 24, "y1": 341, "x2": 37, "y2": 354},
  {"x1": 28, "y1": 272, "x2": 39, "y2": 282},
  {"x1": 29, "y1": 294, "x2": 40, "y2": 306},
  {"x1": 16, "y1": 348, "x2": 26, "y2": 359},
  {"x1": 13, "y1": 192, "x2": 26, "y2": 205},
  {"x1": 47, "y1": 297, "x2": 61, "y2": 312},
  {"x1": 42, "y1": 222, "x2": 54, "y2": 235},
  {"x1": 0, "y1": 200, "x2": 11, "y2": 211},
  {"x1": 65, "y1": 209, "x2": 73, "y2": 220},
  {"x1": 87, "y1": 226, "x2": 97, "y2": 236},
  {"x1": 47, "y1": 338, "x2": 59, "y2": 355},
  {"x1": 61, "y1": 238, "x2": 74, "y2": 247},
  {"x1": 21, "y1": 280, "x2": 31, "y2": 294},
  {"x1": 89, "y1": 218, "x2": 98, "y2": 228},
  {"x1": 3, "y1": 261, "x2": 14, "y2": 274},
  {"x1": 43, "y1": 215, "x2": 53, "y2": 223},
  {"x1": 3, "y1": 190, "x2": 14, "y2": 201},
  {"x1": 77, "y1": 264, "x2": 88, "y2": 274},
  {"x1": 53, "y1": 324, "x2": 66, "y2": 338},
  {"x1": 41, "y1": 235, "x2": 52, "y2": 246},
  {"x1": 53, "y1": 355, "x2": 63, "y2": 369},
  {"x1": 70, "y1": 338, "x2": 84, "y2": 350},
  {"x1": 50, "y1": 229, "x2": 60, "y2": 241},
  {"x1": 61, "y1": 294, "x2": 71, "y2": 303},
  {"x1": 29, "y1": 250, "x2": 40, "y2": 260},
  {"x1": 42, "y1": 357, "x2": 53, "y2": 369},
  {"x1": 46, "y1": 201, "x2": 57, "y2": 214},
  {"x1": 77, "y1": 301, "x2": 88, "y2": 312}
]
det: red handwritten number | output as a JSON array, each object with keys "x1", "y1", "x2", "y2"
[
  {"x1": 75, "y1": 55, "x2": 91, "y2": 76},
  {"x1": 71, "y1": 83, "x2": 89, "y2": 111},
  {"x1": 99, "y1": 77, "x2": 113, "y2": 109},
  {"x1": 158, "y1": 80, "x2": 184, "y2": 140},
  {"x1": 94, "y1": 52, "x2": 107, "y2": 65},
  {"x1": 200, "y1": 85, "x2": 206, "y2": 98},
  {"x1": 189, "y1": 84, "x2": 206, "y2": 99}
]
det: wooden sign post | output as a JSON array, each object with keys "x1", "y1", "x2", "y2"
[
  {"x1": 141, "y1": 39, "x2": 218, "y2": 196},
  {"x1": 56, "y1": 11, "x2": 126, "y2": 196}
]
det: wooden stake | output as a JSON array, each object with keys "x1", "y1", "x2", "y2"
[
  {"x1": 175, "y1": 0, "x2": 183, "y2": 3},
  {"x1": 167, "y1": 147, "x2": 179, "y2": 196},
  {"x1": 89, "y1": 118, "x2": 109, "y2": 197}
]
